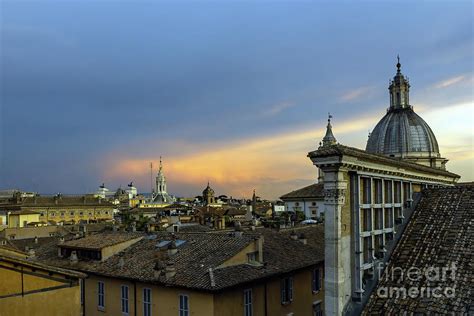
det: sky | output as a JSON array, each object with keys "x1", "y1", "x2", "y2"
[{"x1": 1, "y1": 0, "x2": 473, "y2": 199}]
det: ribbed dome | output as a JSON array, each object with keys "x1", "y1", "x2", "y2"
[{"x1": 366, "y1": 107, "x2": 440, "y2": 157}]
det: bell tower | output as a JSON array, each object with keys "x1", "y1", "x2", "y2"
[{"x1": 156, "y1": 157, "x2": 167, "y2": 194}]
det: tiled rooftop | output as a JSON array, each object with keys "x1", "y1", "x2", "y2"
[
  {"x1": 60, "y1": 232, "x2": 144, "y2": 250},
  {"x1": 363, "y1": 184, "x2": 474, "y2": 314},
  {"x1": 24, "y1": 226, "x2": 325, "y2": 291},
  {"x1": 1, "y1": 195, "x2": 115, "y2": 207},
  {"x1": 280, "y1": 183, "x2": 324, "y2": 200}
]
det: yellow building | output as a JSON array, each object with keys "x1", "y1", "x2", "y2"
[
  {"x1": 0, "y1": 249, "x2": 85, "y2": 316},
  {"x1": 2, "y1": 193, "x2": 115, "y2": 225},
  {"x1": 7, "y1": 210, "x2": 41, "y2": 228},
  {"x1": 17, "y1": 227, "x2": 325, "y2": 316}
]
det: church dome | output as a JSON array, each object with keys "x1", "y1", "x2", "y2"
[
  {"x1": 366, "y1": 58, "x2": 447, "y2": 170},
  {"x1": 366, "y1": 107, "x2": 440, "y2": 157},
  {"x1": 202, "y1": 182, "x2": 214, "y2": 197}
]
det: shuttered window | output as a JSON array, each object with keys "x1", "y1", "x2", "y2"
[{"x1": 280, "y1": 277, "x2": 293, "y2": 304}]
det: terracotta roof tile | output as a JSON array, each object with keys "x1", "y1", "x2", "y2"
[
  {"x1": 280, "y1": 183, "x2": 324, "y2": 199},
  {"x1": 25, "y1": 226, "x2": 325, "y2": 291},
  {"x1": 363, "y1": 184, "x2": 474, "y2": 314}
]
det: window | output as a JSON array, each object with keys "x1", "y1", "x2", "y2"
[
  {"x1": 70, "y1": 211, "x2": 74, "y2": 216},
  {"x1": 375, "y1": 234, "x2": 384, "y2": 255},
  {"x1": 280, "y1": 277, "x2": 293, "y2": 304},
  {"x1": 51, "y1": 212, "x2": 56, "y2": 217},
  {"x1": 362, "y1": 177, "x2": 371, "y2": 204},
  {"x1": 247, "y1": 252, "x2": 258, "y2": 264},
  {"x1": 384, "y1": 208, "x2": 393, "y2": 228},
  {"x1": 312, "y1": 268, "x2": 322, "y2": 292},
  {"x1": 374, "y1": 179, "x2": 382, "y2": 204},
  {"x1": 374, "y1": 208, "x2": 383, "y2": 230},
  {"x1": 363, "y1": 237, "x2": 372, "y2": 264},
  {"x1": 313, "y1": 302, "x2": 323, "y2": 316},
  {"x1": 243, "y1": 289, "x2": 252, "y2": 316},
  {"x1": 394, "y1": 181, "x2": 401, "y2": 203},
  {"x1": 98, "y1": 281, "x2": 105, "y2": 310},
  {"x1": 384, "y1": 181, "x2": 393, "y2": 203},
  {"x1": 362, "y1": 209, "x2": 371, "y2": 231},
  {"x1": 121, "y1": 285, "x2": 129, "y2": 315},
  {"x1": 179, "y1": 294, "x2": 189, "y2": 316},
  {"x1": 143, "y1": 288, "x2": 152, "y2": 316}
]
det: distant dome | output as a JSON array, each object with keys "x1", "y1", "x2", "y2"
[
  {"x1": 202, "y1": 183, "x2": 214, "y2": 197},
  {"x1": 366, "y1": 58, "x2": 447, "y2": 170},
  {"x1": 366, "y1": 107, "x2": 440, "y2": 157}
]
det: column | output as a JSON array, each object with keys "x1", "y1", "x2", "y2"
[{"x1": 323, "y1": 168, "x2": 349, "y2": 315}]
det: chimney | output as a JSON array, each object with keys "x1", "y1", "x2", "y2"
[
  {"x1": 27, "y1": 248, "x2": 36, "y2": 259},
  {"x1": 209, "y1": 267, "x2": 216, "y2": 287},
  {"x1": 70, "y1": 250, "x2": 78, "y2": 263},
  {"x1": 118, "y1": 257, "x2": 125, "y2": 269},
  {"x1": 80, "y1": 224, "x2": 87, "y2": 234},
  {"x1": 34, "y1": 236, "x2": 38, "y2": 244},
  {"x1": 153, "y1": 260, "x2": 166, "y2": 279},
  {"x1": 234, "y1": 221, "x2": 243, "y2": 238},
  {"x1": 290, "y1": 230, "x2": 298, "y2": 240},
  {"x1": 298, "y1": 233, "x2": 307, "y2": 245},
  {"x1": 165, "y1": 262, "x2": 176, "y2": 280},
  {"x1": 167, "y1": 240, "x2": 178, "y2": 256},
  {"x1": 257, "y1": 236, "x2": 264, "y2": 263},
  {"x1": 59, "y1": 236, "x2": 65, "y2": 244}
]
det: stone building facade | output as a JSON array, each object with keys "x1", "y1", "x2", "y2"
[{"x1": 308, "y1": 61, "x2": 460, "y2": 315}]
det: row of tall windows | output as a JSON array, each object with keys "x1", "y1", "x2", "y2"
[
  {"x1": 361, "y1": 177, "x2": 412, "y2": 205},
  {"x1": 97, "y1": 282, "x2": 189, "y2": 315}
]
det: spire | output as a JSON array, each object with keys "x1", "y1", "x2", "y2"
[
  {"x1": 321, "y1": 113, "x2": 337, "y2": 147},
  {"x1": 389, "y1": 56, "x2": 410, "y2": 110},
  {"x1": 155, "y1": 156, "x2": 167, "y2": 194}
]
